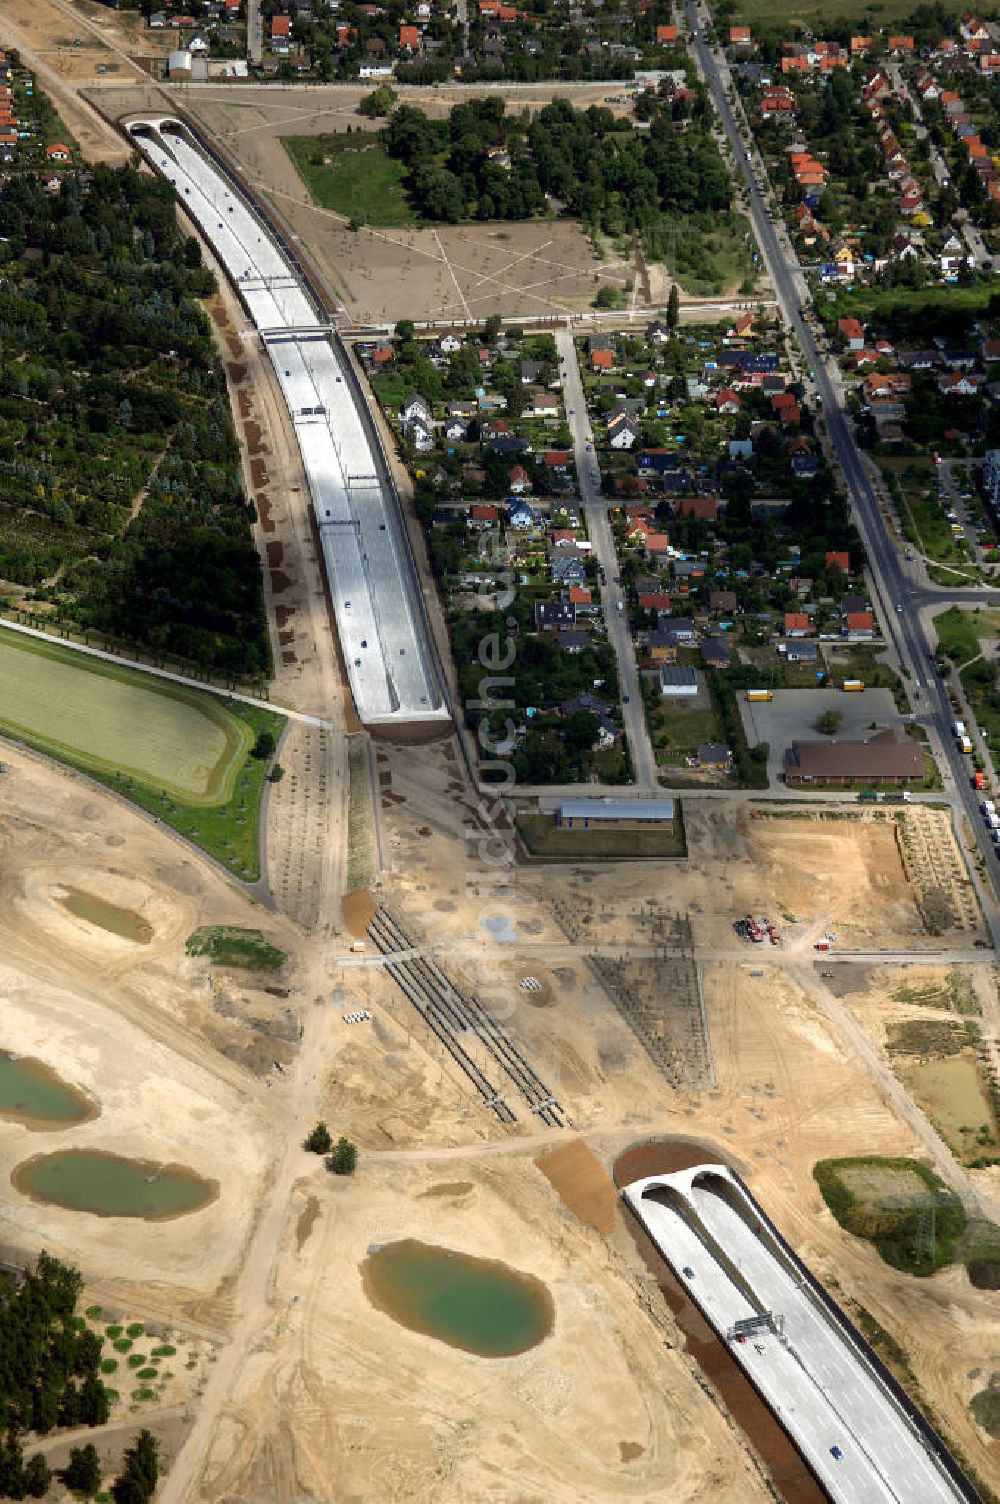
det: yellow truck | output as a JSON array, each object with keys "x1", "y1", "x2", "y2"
[
  {"x1": 746, "y1": 689, "x2": 774, "y2": 703},
  {"x1": 841, "y1": 679, "x2": 865, "y2": 692}
]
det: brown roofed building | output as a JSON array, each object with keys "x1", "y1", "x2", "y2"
[{"x1": 784, "y1": 729, "x2": 923, "y2": 786}]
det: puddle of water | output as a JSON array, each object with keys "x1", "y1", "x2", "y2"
[
  {"x1": 905, "y1": 1055, "x2": 998, "y2": 1155},
  {"x1": 361, "y1": 1238, "x2": 553, "y2": 1357},
  {"x1": 0, "y1": 1053, "x2": 97, "y2": 1129},
  {"x1": 295, "y1": 1195, "x2": 321, "y2": 1253},
  {"x1": 59, "y1": 888, "x2": 152, "y2": 944},
  {"x1": 12, "y1": 1150, "x2": 217, "y2": 1220}
]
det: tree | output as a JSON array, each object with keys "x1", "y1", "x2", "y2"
[
  {"x1": 563, "y1": 710, "x2": 599, "y2": 756},
  {"x1": 395, "y1": 319, "x2": 415, "y2": 341},
  {"x1": 63, "y1": 1444, "x2": 101, "y2": 1498},
  {"x1": 251, "y1": 729, "x2": 276, "y2": 761},
  {"x1": 483, "y1": 313, "x2": 502, "y2": 344},
  {"x1": 327, "y1": 1137, "x2": 358, "y2": 1176},
  {"x1": 182, "y1": 235, "x2": 202, "y2": 269},
  {"x1": 816, "y1": 709, "x2": 843, "y2": 735},
  {"x1": 24, "y1": 1455, "x2": 51, "y2": 1499},
  {"x1": 111, "y1": 1431, "x2": 158, "y2": 1504},
  {"x1": 593, "y1": 283, "x2": 624, "y2": 309},
  {"x1": 358, "y1": 84, "x2": 396, "y2": 118},
  {"x1": 667, "y1": 282, "x2": 679, "y2": 329},
  {"x1": 269, "y1": 763, "x2": 285, "y2": 783},
  {"x1": 304, "y1": 1121, "x2": 333, "y2": 1154}
]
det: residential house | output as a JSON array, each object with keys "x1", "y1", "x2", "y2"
[
  {"x1": 843, "y1": 611, "x2": 875, "y2": 640},
  {"x1": 659, "y1": 665, "x2": 700, "y2": 696},
  {"x1": 468, "y1": 504, "x2": 499, "y2": 529},
  {"x1": 534, "y1": 601, "x2": 575, "y2": 632},
  {"x1": 556, "y1": 629, "x2": 590, "y2": 655},
  {"x1": 701, "y1": 637, "x2": 731, "y2": 668},
  {"x1": 608, "y1": 412, "x2": 640, "y2": 449},
  {"x1": 781, "y1": 638, "x2": 818, "y2": 663},
  {"x1": 697, "y1": 743, "x2": 733, "y2": 769},
  {"x1": 715, "y1": 387, "x2": 742, "y2": 415},
  {"x1": 507, "y1": 497, "x2": 537, "y2": 528},
  {"x1": 838, "y1": 317, "x2": 865, "y2": 351},
  {"x1": 784, "y1": 612, "x2": 812, "y2": 637},
  {"x1": 648, "y1": 630, "x2": 679, "y2": 665},
  {"x1": 826, "y1": 550, "x2": 850, "y2": 572}
]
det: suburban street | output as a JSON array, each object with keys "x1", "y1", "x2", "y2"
[
  {"x1": 556, "y1": 326, "x2": 660, "y2": 789},
  {"x1": 687, "y1": 0, "x2": 1000, "y2": 930},
  {"x1": 886, "y1": 60, "x2": 988, "y2": 269}
]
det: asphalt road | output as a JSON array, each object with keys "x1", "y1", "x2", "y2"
[
  {"x1": 687, "y1": 1, "x2": 1000, "y2": 936},
  {"x1": 556, "y1": 327, "x2": 660, "y2": 789}
]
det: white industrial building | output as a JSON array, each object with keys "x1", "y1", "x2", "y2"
[
  {"x1": 623, "y1": 1165, "x2": 978, "y2": 1504},
  {"x1": 127, "y1": 117, "x2": 447, "y2": 729}
]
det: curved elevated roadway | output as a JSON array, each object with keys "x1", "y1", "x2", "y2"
[
  {"x1": 127, "y1": 117, "x2": 446, "y2": 728},
  {"x1": 624, "y1": 1166, "x2": 979, "y2": 1504}
]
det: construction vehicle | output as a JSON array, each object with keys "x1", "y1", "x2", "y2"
[
  {"x1": 842, "y1": 679, "x2": 864, "y2": 692},
  {"x1": 974, "y1": 770, "x2": 987, "y2": 791},
  {"x1": 814, "y1": 941, "x2": 830, "y2": 951},
  {"x1": 745, "y1": 913, "x2": 765, "y2": 943},
  {"x1": 960, "y1": 735, "x2": 974, "y2": 754},
  {"x1": 747, "y1": 689, "x2": 773, "y2": 703}
]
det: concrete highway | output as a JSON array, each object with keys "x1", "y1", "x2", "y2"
[
  {"x1": 626, "y1": 1166, "x2": 974, "y2": 1504},
  {"x1": 686, "y1": 1, "x2": 1000, "y2": 933},
  {"x1": 556, "y1": 327, "x2": 660, "y2": 789}
]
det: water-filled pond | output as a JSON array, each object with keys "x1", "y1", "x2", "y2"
[
  {"x1": 59, "y1": 888, "x2": 152, "y2": 944},
  {"x1": 12, "y1": 1150, "x2": 217, "y2": 1219},
  {"x1": 361, "y1": 1239, "x2": 553, "y2": 1357},
  {"x1": 0, "y1": 1053, "x2": 96, "y2": 1128}
]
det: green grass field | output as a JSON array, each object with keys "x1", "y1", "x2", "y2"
[
  {"x1": 283, "y1": 135, "x2": 415, "y2": 226},
  {"x1": 0, "y1": 632, "x2": 250, "y2": 803},
  {"x1": 0, "y1": 632, "x2": 283, "y2": 881},
  {"x1": 934, "y1": 605, "x2": 1000, "y2": 664}
]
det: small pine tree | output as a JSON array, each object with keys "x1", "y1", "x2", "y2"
[
  {"x1": 112, "y1": 1430, "x2": 158, "y2": 1504},
  {"x1": 327, "y1": 1137, "x2": 358, "y2": 1176},
  {"x1": 304, "y1": 1122, "x2": 333, "y2": 1155},
  {"x1": 24, "y1": 1453, "x2": 51, "y2": 1499},
  {"x1": 63, "y1": 1443, "x2": 101, "y2": 1498}
]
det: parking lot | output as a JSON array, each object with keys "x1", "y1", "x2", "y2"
[{"x1": 740, "y1": 688, "x2": 906, "y2": 788}]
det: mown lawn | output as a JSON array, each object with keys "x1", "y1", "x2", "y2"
[
  {"x1": 0, "y1": 630, "x2": 282, "y2": 882},
  {"x1": 283, "y1": 134, "x2": 415, "y2": 226}
]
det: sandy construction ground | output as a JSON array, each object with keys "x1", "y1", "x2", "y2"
[
  {"x1": 0, "y1": 743, "x2": 306, "y2": 1307},
  {"x1": 3, "y1": 680, "x2": 1000, "y2": 1500}
]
